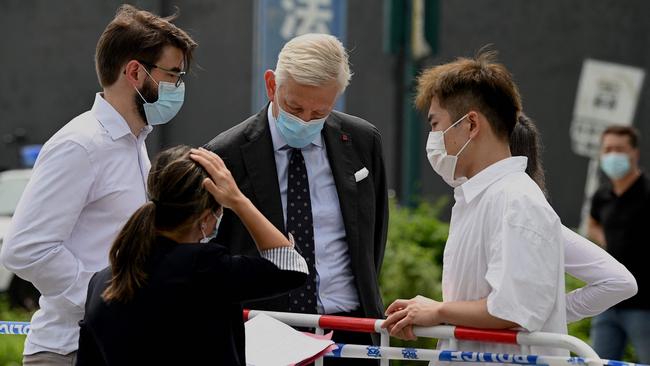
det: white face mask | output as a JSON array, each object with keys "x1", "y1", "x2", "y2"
[
  {"x1": 200, "y1": 212, "x2": 222, "y2": 243},
  {"x1": 425, "y1": 113, "x2": 472, "y2": 188}
]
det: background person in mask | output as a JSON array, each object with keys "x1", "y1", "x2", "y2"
[
  {"x1": 205, "y1": 33, "x2": 388, "y2": 363},
  {"x1": 77, "y1": 147, "x2": 308, "y2": 366},
  {"x1": 0, "y1": 5, "x2": 196, "y2": 365},
  {"x1": 381, "y1": 51, "x2": 568, "y2": 358},
  {"x1": 587, "y1": 125, "x2": 650, "y2": 362}
]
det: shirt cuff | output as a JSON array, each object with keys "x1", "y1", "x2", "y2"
[{"x1": 259, "y1": 237, "x2": 308, "y2": 274}]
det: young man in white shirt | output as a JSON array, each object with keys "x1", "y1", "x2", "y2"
[
  {"x1": 382, "y1": 52, "x2": 568, "y2": 357},
  {"x1": 0, "y1": 5, "x2": 196, "y2": 365}
]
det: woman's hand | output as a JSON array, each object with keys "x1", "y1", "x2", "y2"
[
  {"x1": 191, "y1": 148, "x2": 290, "y2": 251},
  {"x1": 381, "y1": 297, "x2": 444, "y2": 340},
  {"x1": 190, "y1": 148, "x2": 246, "y2": 210}
]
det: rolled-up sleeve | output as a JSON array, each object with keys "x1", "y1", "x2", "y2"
[
  {"x1": 485, "y1": 218, "x2": 562, "y2": 332},
  {"x1": 0, "y1": 140, "x2": 95, "y2": 308},
  {"x1": 259, "y1": 246, "x2": 309, "y2": 274}
]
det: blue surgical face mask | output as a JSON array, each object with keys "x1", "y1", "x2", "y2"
[
  {"x1": 134, "y1": 66, "x2": 185, "y2": 126},
  {"x1": 600, "y1": 152, "x2": 631, "y2": 180},
  {"x1": 275, "y1": 100, "x2": 328, "y2": 148}
]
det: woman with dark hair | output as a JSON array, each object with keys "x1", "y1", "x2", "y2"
[
  {"x1": 511, "y1": 114, "x2": 637, "y2": 323},
  {"x1": 76, "y1": 147, "x2": 308, "y2": 365}
]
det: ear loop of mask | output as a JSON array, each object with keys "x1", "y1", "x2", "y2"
[
  {"x1": 133, "y1": 64, "x2": 159, "y2": 104},
  {"x1": 455, "y1": 135, "x2": 472, "y2": 157},
  {"x1": 443, "y1": 113, "x2": 469, "y2": 134},
  {"x1": 444, "y1": 113, "x2": 472, "y2": 157},
  {"x1": 200, "y1": 212, "x2": 220, "y2": 239}
]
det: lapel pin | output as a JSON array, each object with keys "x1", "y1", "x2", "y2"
[{"x1": 341, "y1": 134, "x2": 350, "y2": 142}]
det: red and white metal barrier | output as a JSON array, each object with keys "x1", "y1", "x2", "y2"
[
  {"x1": 244, "y1": 309, "x2": 389, "y2": 366},
  {"x1": 4, "y1": 312, "x2": 648, "y2": 366},
  {"x1": 243, "y1": 309, "x2": 616, "y2": 366}
]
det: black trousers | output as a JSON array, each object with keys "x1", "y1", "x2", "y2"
[{"x1": 322, "y1": 309, "x2": 380, "y2": 366}]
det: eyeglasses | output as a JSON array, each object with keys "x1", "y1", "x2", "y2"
[{"x1": 138, "y1": 60, "x2": 186, "y2": 87}]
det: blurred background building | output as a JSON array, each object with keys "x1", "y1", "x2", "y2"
[{"x1": 1, "y1": 0, "x2": 649, "y2": 228}]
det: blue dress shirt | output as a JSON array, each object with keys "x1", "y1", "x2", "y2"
[{"x1": 267, "y1": 106, "x2": 360, "y2": 314}]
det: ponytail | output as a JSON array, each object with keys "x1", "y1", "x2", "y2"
[
  {"x1": 102, "y1": 201, "x2": 157, "y2": 302},
  {"x1": 511, "y1": 114, "x2": 548, "y2": 197}
]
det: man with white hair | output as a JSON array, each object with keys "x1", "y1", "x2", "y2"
[{"x1": 205, "y1": 33, "x2": 388, "y2": 363}]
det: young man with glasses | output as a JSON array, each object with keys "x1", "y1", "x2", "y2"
[{"x1": 0, "y1": 5, "x2": 196, "y2": 365}]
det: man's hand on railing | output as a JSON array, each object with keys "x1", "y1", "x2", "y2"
[{"x1": 382, "y1": 296, "x2": 444, "y2": 340}]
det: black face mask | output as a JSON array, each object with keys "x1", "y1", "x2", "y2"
[{"x1": 133, "y1": 78, "x2": 159, "y2": 123}]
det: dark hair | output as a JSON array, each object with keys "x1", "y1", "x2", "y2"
[
  {"x1": 510, "y1": 114, "x2": 547, "y2": 196},
  {"x1": 102, "y1": 145, "x2": 220, "y2": 302},
  {"x1": 415, "y1": 49, "x2": 522, "y2": 139},
  {"x1": 602, "y1": 125, "x2": 640, "y2": 148},
  {"x1": 95, "y1": 4, "x2": 198, "y2": 87}
]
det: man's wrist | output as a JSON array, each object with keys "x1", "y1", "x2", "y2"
[{"x1": 435, "y1": 301, "x2": 448, "y2": 325}]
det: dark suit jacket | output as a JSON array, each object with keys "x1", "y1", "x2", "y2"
[
  {"x1": 76, "y1": 236, "x2": 307, "y2": 366},
  {"x1": 204, "y1": 105, "x2": 388, "y2": 323}
]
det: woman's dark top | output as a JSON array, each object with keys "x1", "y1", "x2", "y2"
[{"x1": 76, "y1": 236, "x2": 307, "y2": 365}]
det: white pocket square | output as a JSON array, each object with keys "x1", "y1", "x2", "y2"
[{"x1": 354, "y1": 167, "x2": 369, "y2": 182}]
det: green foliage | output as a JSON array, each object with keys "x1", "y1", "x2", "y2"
[
  {"x1": 380, "y1": 198, "x2": 449, "y2": 365},
  {"x1": 566, "y1": 274, "x2": 592, "y2": 351},
  {"x1": 0, "y1": 294, "x2": 31, "y2": 366},
  {"x1": 380, "y1": 198, "x2": 449, "y2": 305}
]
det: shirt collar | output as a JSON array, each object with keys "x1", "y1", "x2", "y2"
[
  {"x1": 267, "y1": 103, "x2": 323, "y2": 151},
  {"x1": 92, "y1": 93, "x2": 153, "y2": 140},
  {"x1": 454, "y1": 156, "x2": 528, "y2": 204}
]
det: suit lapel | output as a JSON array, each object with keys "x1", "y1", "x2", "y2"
[
  {"x1": 323, "y1": 115, "x2": 360, "y2": 259},
  {"x1": 240, "y1": 106, "x2": 286, "y2": 233}
]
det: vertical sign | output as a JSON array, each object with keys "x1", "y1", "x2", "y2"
[{"x1": 252, "y1": 0, "x2": 348, "y2": 114}]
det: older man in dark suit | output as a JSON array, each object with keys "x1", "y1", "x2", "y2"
[{"x1": 205, "y1": 33, "x2": 387, "y2": 364}]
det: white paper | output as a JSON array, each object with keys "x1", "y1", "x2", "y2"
[{"x1": 245, "y1": 313, "x2": 334, "y2": 366}]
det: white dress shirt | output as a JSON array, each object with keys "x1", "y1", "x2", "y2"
[
  {"x1": 562, "y1": 225, "x2": 637, "y2": 322},
  {"x1": 267, "y1": 107, "x2": 360, "y2": 314},
  {"x1": 438, "y1": 157, "x2": 567, "y2": 357},
  {"x1": 0, "y1": 93, "x2": 152, "y2": 355}
]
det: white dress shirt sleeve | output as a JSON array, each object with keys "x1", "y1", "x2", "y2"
[
  {"x1": 485, "y1": 217, "x2": 563, "y2": 332},
  {"x1": 0, "y1": 140, "x2": 96, "y2": 308},
  {"x1": 562, "y1": 225, "x2": 637, "y2": 323},
  {"x1": 258, "y1": 235, "x2": 309, "y2": 274}
]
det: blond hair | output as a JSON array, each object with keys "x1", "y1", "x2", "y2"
[{"x1": 275, "y1": 33, "x2": 352, "y2": 93}]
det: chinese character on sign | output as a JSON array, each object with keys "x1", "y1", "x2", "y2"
[
  {"x1": 402, "y1": 348, "x2": 418, "y2": 359},
  {"x1": 281, "y1": 0, "x2": 333, "y2": 39},
  {"x1": 593, "y1": 79, "x2": 620, "y2": 110},
  {"x1": 366, "y1": 346, "x2": 382, "y2": 358}
]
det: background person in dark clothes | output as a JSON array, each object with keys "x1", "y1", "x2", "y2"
[
  {"x1": 76, "y1": 146, "x2": 308, "y2": 366},
  {"x1": 205, "y1": 33, "x2": 388, "y2": 365},
  {"x1": 588, "y1": 125, "x2": 649, "y2": 362}
]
